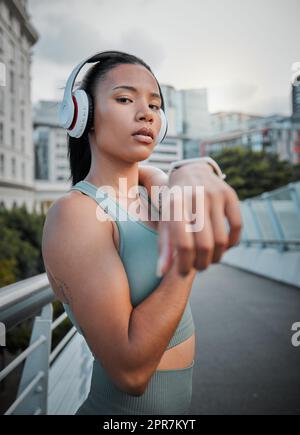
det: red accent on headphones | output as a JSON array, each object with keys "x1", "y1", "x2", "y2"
[{"x1": 69, "y1": 95, "x2": 78, "y2": 130}]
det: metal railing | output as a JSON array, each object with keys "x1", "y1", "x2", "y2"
[
  {"x1": 0, "y1": 274, "x2": 78, "y2": 415},
  {"x1": 239, "y1": 181, "x2": 300, "y2": 251}
]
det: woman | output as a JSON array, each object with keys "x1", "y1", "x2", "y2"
[{"x1": 42, "y1": 51, "x2": 198, "y2": 415}]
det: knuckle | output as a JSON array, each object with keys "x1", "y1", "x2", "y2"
[
  {"x1": 232, "y1": 221, "x2": 243, "y2": 231},
  {"x1": 227, "y1": 185, "x2": 239, "y2": 200},
  {"x1": 177, "y1": 243, "x2": 193, "y2": 254},
  {"x1": 215, "y1": 238, "x2": 228, "y2": 250},
  {"x1": 194, "y1": 259, "x2": 210, "y2": 270},
  {"x1": 198, "y1": 243, "x2": 213, "y2": 255}
]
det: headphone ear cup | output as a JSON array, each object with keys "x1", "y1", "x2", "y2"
[
  {"x1": 67, "y1": 89, "x2": 89, "y2": 138},
  {"x1": 156, "y1": 109, "x2": 168, "y2": 144},
  {"x1": 84, "y1": 93, "x2": 94, "y2": 135}
]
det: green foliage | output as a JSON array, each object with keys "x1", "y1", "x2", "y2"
[
  {"x1": 0, "y1": 205, "x2": 46, "y2": 287},
  {"x1": 0, "y1": 205, "x2": 72, "y2": 356},
  {"x1": 210, "y1": 147, "x2": 300, "y2": 200}
]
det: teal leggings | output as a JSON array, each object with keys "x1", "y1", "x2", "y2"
[{"x1": 75, "y1": 359, "x2": 195, "y2": 415}]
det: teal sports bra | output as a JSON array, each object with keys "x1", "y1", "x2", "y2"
[{"x1": 63, "y1": 179, "x2": 195, "y2": 351}]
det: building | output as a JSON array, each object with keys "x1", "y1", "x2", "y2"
[
  {"x1": 210, "y1": 111, "x2": 263, "y2": 134},
  {"x1": 292, "y1": 83, "x2": 300, "y2": 121},
  {"x1": 33, "y1": 100, "x2": 69, "y2": 183},
  {"x1": 0, "y1": 0, "x2": 38, "y2": 210},
  {"x1": 201, "y1": 113, "x2": 300, "y2": 164},
  {"x1": 33, "y1": 100, "x2": 70, "y2": 214}
]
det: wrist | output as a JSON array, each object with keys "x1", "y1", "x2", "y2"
[{"x1": 168, "y1": 157, "x2": 226, "y2": 180}]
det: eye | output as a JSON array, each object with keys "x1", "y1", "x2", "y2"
[
  {"x1": 116, "y1": 97, "x2": 132, "y2": 104},
  {"x1": 116, "y1": 97, "x2": 161, "y2": 111},
  {"x1": 150, "y1": 104, "x2": 161, "y2": 111}
]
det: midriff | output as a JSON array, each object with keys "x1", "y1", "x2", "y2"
[{"x1": 156, "y1": 333, "x2": 195, "y2": 370}]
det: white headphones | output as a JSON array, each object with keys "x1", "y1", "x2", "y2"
[{"x1": 58, "y1": 50, "x2": 168, "y2": 142}]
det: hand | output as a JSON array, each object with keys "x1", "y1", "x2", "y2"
[{"x1": 157, "y1": 162, "x2": 242, "y2": 277}]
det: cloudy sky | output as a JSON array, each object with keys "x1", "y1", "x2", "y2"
[{"x1": 27, "y1": 0, "x2": 299, "y2": 116}]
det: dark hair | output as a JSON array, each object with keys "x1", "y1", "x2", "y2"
[{"x1": 67, "y1": 51, "x2": 165, "y2": 186}]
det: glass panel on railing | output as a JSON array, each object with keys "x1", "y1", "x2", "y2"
[
  {"x1": 269, "y1": 189, "x2": 300, "y2": 240},
  {"x1": 240, "y1": 202, "x2": 259, "y2": 240},
  {"x1": 294, "y1": 181, "x2": 300, "y2": 201},
  {"x1": 251, "y1": 199, "x2": 277, "y2": 240}
]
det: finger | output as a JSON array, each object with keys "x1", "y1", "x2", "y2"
[
  {"x1": 192, "y1": 193, "x2": 214, "y2": 270},
  {"x1": 169, "y1": 197, "x2": 195, "y2": 276},
  {"x1": 224, "y1": 188, "x2": 243, "y2": 248},
  {"x1": 209, "y1": 196, "x2": 229, "y2": 262},
  {"x1": 171, "y1": 219, "x2": 195, "y2": 276}
]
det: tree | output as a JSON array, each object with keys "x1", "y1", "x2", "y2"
[
  {"x1": 210, "y1": 147, "x2": 300, "y2": 200},
  {"x1": 0, "y1": 206, "x2": 46, "y2": 286}
]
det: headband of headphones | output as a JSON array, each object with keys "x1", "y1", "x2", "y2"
[
  {"x1": 58, "y1": 50, "x2": 168, "y2": 142},
  {"x1": 59, "y1": 51, "x2": 123, "y2": 129}
]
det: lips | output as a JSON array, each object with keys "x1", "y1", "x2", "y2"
[{"x1": 132, "y1": 127, "x2": 154, "y2": 139}]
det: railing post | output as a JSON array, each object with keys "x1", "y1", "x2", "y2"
[
  {"x1": 261, "y1": 192, "x2": 286, "y2": 252},
  {"x1": 12, "y1": 303, "x2": 53, "y2": 415},
  {"x1": 288, "y1": 183, "x2": 300, "y2": 220},
  {"x1": 239, "y1": 203, "x2": 250, "y2": 247},
  {"x1": 246, "y1": 200, "x2": 265, "y2": 248}
]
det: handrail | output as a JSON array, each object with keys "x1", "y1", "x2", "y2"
[
  {"x1": 0, "y1": 273, "x2": 55, "y2": 330},
  {"x1": 241, "y1": 238, "x2": 300, "y2": 246},
  {"x1": 0, "y1": 335, "x2": 46, "y2": 382},
  {"x1": 239, "y1": 181, "x2": 300, "y2": 252},
  {"x1": 0, "y1": 274, "x2": 77, "y2": 415},
  {"x1": 249, "y1": 180, "x2": 300, "y2": 199}
]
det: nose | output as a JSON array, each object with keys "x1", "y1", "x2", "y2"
[{"x1": 136, "y1": 104, "x2": 154, "y2": 123}]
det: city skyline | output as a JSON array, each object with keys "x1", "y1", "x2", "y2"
[{"x1": 28, "y1": 0, "x2": 300, "y2": 116}]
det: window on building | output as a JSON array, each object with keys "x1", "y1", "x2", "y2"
[
  {"x1": 20, "y1": 83, "x2": 26, "y2": 103},
  {"x1": 0, "y1": 88, "x2": 4, "y2": 113},
  {"x1": 9, "y1": 40, "x2": 15, "y2": 64},
  {"x1": 0, "y1": 122, "x2": 3, "y2": 144},
  {"x1": 11, "y1": 128, "x2": 15, "y2": 148},
  {"x1": 20, "y1": 55, "x2": 25, "y2": 77},
  {"x1": 21, "y1": 136, "x2": 25, "y2": 153},
  {"x1": 0, "y1": 153, "x2": 4, "y2": 175},
  {"x1": 0, "y1": 27, "x2": 3, "y2": 53},
  {"x1": 10, "y1": 70, "x2": 15, "y2": 93},
  {"x1": 21, "y1": 109, "x2": 25, "y2": 129},
  {"x1": 11, "y1": 157, "x2": 16, "y2": 177},
  {"x1": 11, "y1": 97, "x2": 15, "y2": 121},
  {"x1": 21, "y1": 161, "x2": 25, "y2": 180}
]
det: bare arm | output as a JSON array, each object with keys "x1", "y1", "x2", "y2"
[
  {"x1": 128, "y1": 254, "x2": 196, "y2": 388},
  {"x1": 138, "y1": 164, "x2": 168, "y2": 208},
  {"x1": 42, "y1": 194, "x2": 196, "y2": 397}
]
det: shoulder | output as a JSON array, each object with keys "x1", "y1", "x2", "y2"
[
  {"x1": 42, "y1": 190, "x2": 114, "y2": 296},
  {"x1": 43, "y1": 189, "x2": 112, "y2": 238}
]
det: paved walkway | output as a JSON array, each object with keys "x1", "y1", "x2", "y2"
[{"x1": 189, "y1": 263, "x2": 300, "y2": 415}]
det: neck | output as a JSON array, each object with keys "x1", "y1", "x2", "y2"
[{"x1": 84, "y1": 150, "x2": 140, "y2": 198}]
